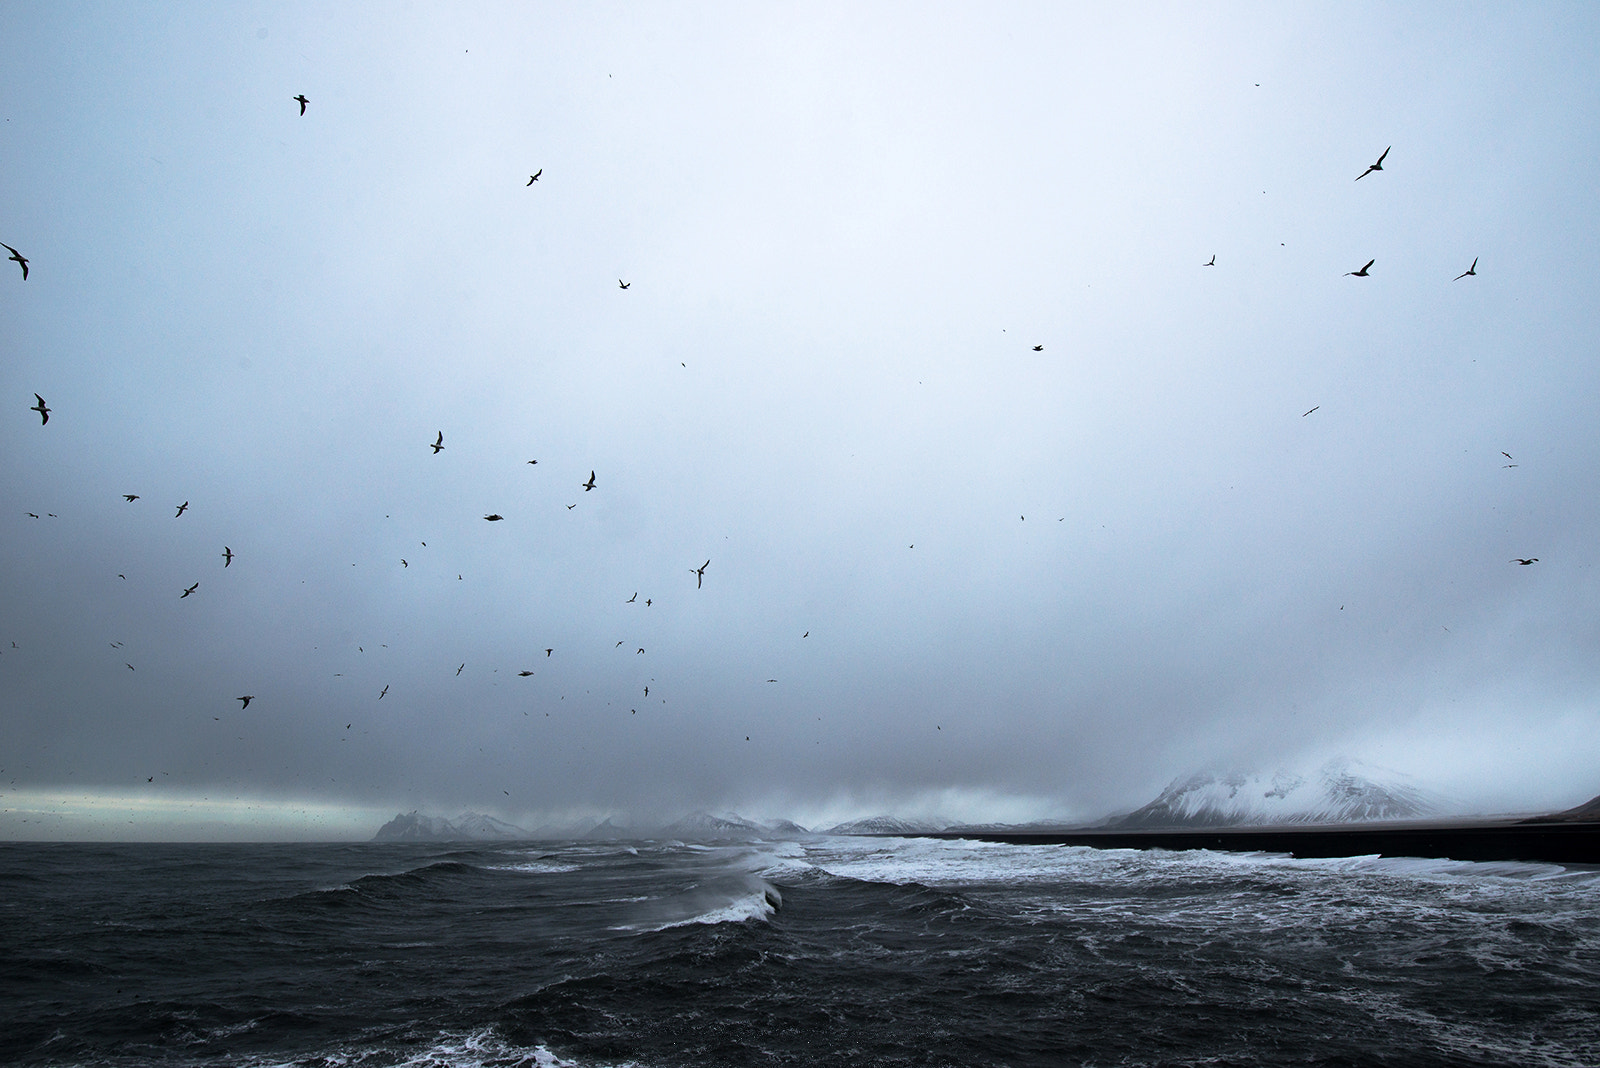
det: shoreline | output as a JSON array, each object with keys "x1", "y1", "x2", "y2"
[{"x1": 901, "y1": 819, "x2": 1600, "y2": 865}]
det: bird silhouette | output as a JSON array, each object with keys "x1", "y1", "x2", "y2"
[
  {"x1": 527, "y1": 169, "x2": 541, "y2": 184},
  {"x1": 2, "y1": 242, "x2": 28, "y2": 280},
  {"x1": 483, "y1": 514, "x2": 504, "y2": 521},
  {"x1": 175, "y1": 501, "x2": 189, "y2": 517},
  {"x1": 293, "y1": 94, "x2": 309, "y2": 115},
  {"x1": 180, "y1": 582, "x2": 199, "y2": 598},
  {"x1": 431, "y1": 431, "x2": 444, "y2": 454},
  {"x1": 691, "y1": 559, "x2": 709, "y2": 588},
  {"x1": 1501, "y1": 452, "x2": 1514, "y2": 460},
  {"x1": 237, "y1": 695, "x2": 254, "y2": 709},
  {"x1": 29, "y1": 394, "x2": 49, "y2": 424},
  {"x1": 1346, "y1": 259, "x2": 1375, "y2": 277},
  {"x1": 546, "y1": 648, "x2": 553, "y2": 657},
  {"x1": 582, "y1": 471, "x2": 596, "y2": 491},
  {"x1": 518, "y1": 670, "x2": 534, "y2": 677},
  {"x1": 1355, "y1": 146, "x2": 1390, "y2": 180},
  {"x1": 1303, "y1": 406, "x2": 1319, "y2": 417},
  {"x1": 1454, "y1": 257, "x2": 1478, "y2": 280},
  {"x1": 457, "y1": 663, "x2": 465, "y2": 675},
  {"x1": 222, "y1": 547, "x2": 233, "y2": 567},
  {"x1": 123, "y1": 495, "x2": 139, "y2": 502},
  {"x1": 618, "y1": 279, "x2": 630, "y2": 289},
  {"x1": 527, "y1": 459, "x2": 538, "y2": 465},
  {"x1": 1032, "y1": 344, "x2": 1043, "y2": 351},
  {"x1": 1204, "y1": 255, "x2": 1216, "y2": 266},
  {"x1": 379, "y1": 685, "x2": 389, "y2": 699},
  {"x1": 626, "y1": 592, "x2": 637, "y2": 603},
  {"x1": 1511, "y1": 558, "x2": 1538, "y2": 565}
]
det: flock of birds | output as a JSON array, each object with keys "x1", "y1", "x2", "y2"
[
  {"x1": 5, "y1": 90, "x2": 741, "y2": 776},
  {"x1": 3, "y1": 94, "x2": 1544, "y2": 805}
]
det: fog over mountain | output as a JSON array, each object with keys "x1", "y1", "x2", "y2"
[{"x1": 4, "y1": 5, "x2": 1600, "y2": 841}]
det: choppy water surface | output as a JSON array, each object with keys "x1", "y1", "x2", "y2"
[{"x1": 3, "y1": 837, "x2": 1597, "y2": 1066}]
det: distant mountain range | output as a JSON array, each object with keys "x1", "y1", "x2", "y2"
[
  {"x1": 372, "y1": 809, "x2": 825, "y2": 842},
  {"x1": 375, "y1": 762, "x2": 1589, "y2": 842}
]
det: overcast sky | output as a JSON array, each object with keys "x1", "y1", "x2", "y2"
[{"x1": 3, "y1": 3, "x2": 1599, "y2": 840}]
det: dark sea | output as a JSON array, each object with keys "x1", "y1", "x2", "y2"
[{"x1": 4, "y1": 836, "x2": 1598, "y2": 1067}]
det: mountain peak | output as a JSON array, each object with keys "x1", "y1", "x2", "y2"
[{"x1": 1112, "y1": 759, "x2": 1441, "y2": 829}]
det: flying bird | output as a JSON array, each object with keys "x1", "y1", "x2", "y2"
[
  {"x1": 527, "y1": 459, "x2": 538, "y2": 465},
  {"x1": 1302, "y1": 406, "x2": 1319, "y2": 417},
  {"x1": 378, "y1": 685, "x2": 389, "y2": 699},
  {"x1": 1454, "y1": 257, "x2": 1478, "y2": 280},
  {"x1": 237, "y1": 695, "x2": 253, "y2": 709},
  {"x1": 1511, "y1": 558, "x2": 1538, "y2": 565},
  {"x1": 175, "y1": 501, "x2": 189, "y2": 517},
  {"x1": 1203, "y1": 255, "x2": 1216, "y2": 266},
  {"x1": 582, "y1": 471, "x2": 596, "y2": 491},
  {"x1": 180, "y1": 582, "x2": 199, "y2": 598},
  {"x1": 1032, "y1": 344, "x2": 1043, "y2": 351},
  {"x1": 1346, "y1": 259, "x2": 1375, "y2": 277},
  {"x1": 293, "y1": 94, "x2": 309, "y2": 115},
  {"x1": 1355, "y1": 146, "x2": 1390, "y2": 180},
  {"x1": 518, "y1": 671, "x2": 534, "y2": 677},
  {"x1": 546, "y1": 648, "x2": 553, "y2": 657},
  {"x1": 527, "y1": 170, "x2": 541, "y2": 184},
  {"x1": 1501, "y1": 452, "x2": 1513, "y2": 460},
  {"x1": 2, "y1": 242, "x2": 28, "y2": 280},
  {"x1": 123, "y1": 495, "x2": 139, "y2": 502},
  {"x1": 483, "y1": 514, "x2": 504, "y2": 521},
  {"x1": 457, "y1": 663, "x2": 465, "y2": 676},
  {"x1": 222, "y1": 547, "x2": 233, "y2": 567},
  {"x1": 29, "y1": 394, "x2": 49, "y2": 424},
  {"x1": 431, "y1": 431, "x2": 444, "y2": 454},
  {"x1": 618, "y1": 279, "x2": 630, "y2": 289},
  {"x1": 626, "y1": 592, "x2": 637, "y2": 603},
  {"x1": 691, "y1": 559, "x2": 709, "y2": 588}
]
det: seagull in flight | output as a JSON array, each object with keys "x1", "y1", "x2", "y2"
[
  {"x1": 180, "y1": 582, "x2": 199, "y2": 598},
  {"x1": 2, "y1": 242, "x2": 28, "y2": 280},
  {"x1": 222, "y1": 547, "x2": 233, "y2": 567},
  {"x1": 1346, "y1": 259, "x2": 1375, "y2": 277},
  {"x1": 1032, "y1": 344, "x2": 1043, "y2": 351},
  {"x1": 618, "y1": 279, "x2": 630, "y2": 289},
  {"x1": 1454, "y1": 257, "x2": 1478, "y2": 280},
  {"x1": 518, "y1": 670, "x2": 534, "y2": 677},
  {"x1": 29, "y1": 394, "x2": 49, "y2": 424},
  {"x1": 626, "y1": 592, "x2": 637, "y2": 603},
  {"x1": 457, "y1": 663, "x2": 465, "y2": 675},
  {"x1": 431, "y1": 431, "x2": 444, "y2": 454},
  {"x1": 293, "y1": 94, "x2": 309, "y2": 115},
  {"x1": 691, "y1": 559, "x2": 709, "y2": 588},
  {"x1": 1203, "y1": 255, "x2": 1216, "y2": 266},
  {"x1": 123, "y1": 495, "x2": 139, "y2": 502},
  {"x1": 1355, "y1": 146, "x2": 1390, "y2": 180},
  {"x1": 237, "y1": 695, "x2": 254, "y2": 709},
  {"x1": 582, "y1": 471, "x2": 596, "y2": 491},
  {"x1": 1511, "y1": 558, "x2": 1538, "y2": 565},
  {"x1": 175, "y1": 501, "x2": 189, "y2": 517},
  {"x1": 379, "y1": 684, "x2": 389, "y2": 699},
  {"x1": 483, "y1": 513, "x2": 504, "y2": 521},
  {"x1": 527, "y1": 169, "x2": 541, "y2": 184},
  {"x1": 1302, "y1": 406, "x2": 1319, "y2": 417}
]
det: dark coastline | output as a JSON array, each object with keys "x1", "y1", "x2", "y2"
[{"x1": 905, "y1": 818, "x2": 1600, "y2": 865}]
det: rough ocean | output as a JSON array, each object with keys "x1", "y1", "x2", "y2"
[{"x1": 4, "y1": 836, "x2": 1597, "y2": 1067}]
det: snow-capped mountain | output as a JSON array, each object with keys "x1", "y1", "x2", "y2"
[
  {"x1": 825, "y1": 815, "x2": 950, "y2": 835},
  {"x1": 1110, "y1": 760, "x2": 1442, "y2": 829},
  {"x1": 371, "y1": 811, "x2": 529, "y2": 841}
]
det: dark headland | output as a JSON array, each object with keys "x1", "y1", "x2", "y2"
[{"x1": 908, "y1": 803, "x2": 1600, "y2": 866}]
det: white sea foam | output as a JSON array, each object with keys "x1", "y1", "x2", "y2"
[{"x1": 250, "y1": 1027, "x2": 633, "y2": 1068}]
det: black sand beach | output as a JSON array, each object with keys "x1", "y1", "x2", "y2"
[{"x1": 914, "y1": 818, "x2": 1600, "y2": 864}]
